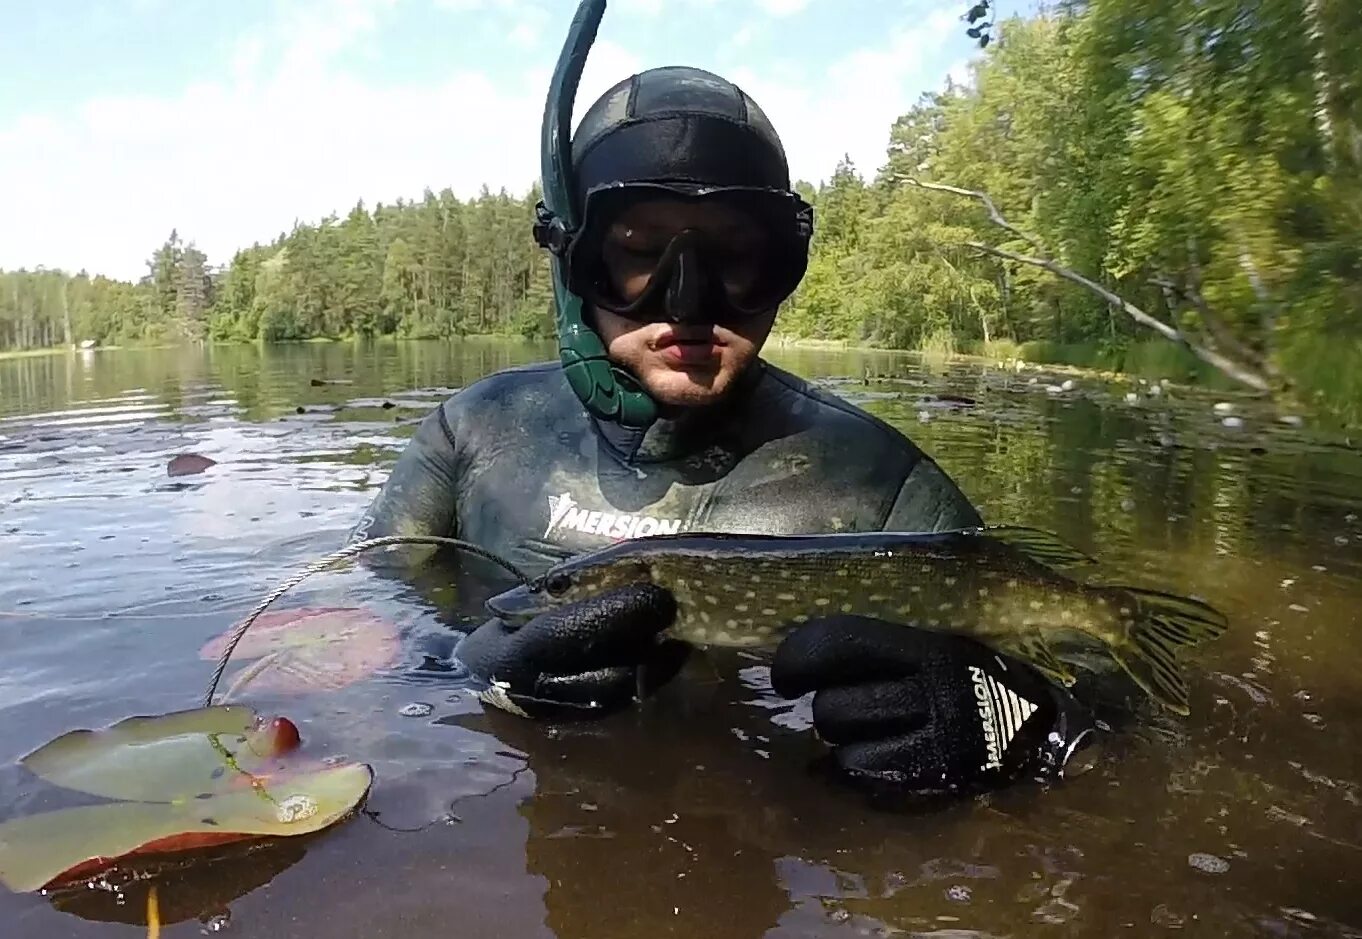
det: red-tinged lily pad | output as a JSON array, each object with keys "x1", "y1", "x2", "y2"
[
  {"x1": 167, "y1": 454, "x2": 216, "y2": 477},
  {"x1": 0, "y1": 706, "x2": 372, "y2": 893},
  {"x1": 198, "y1": 606, "x2": 401, "y2": 695}
]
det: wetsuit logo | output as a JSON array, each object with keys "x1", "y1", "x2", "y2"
[
  {"x1": 544, "y1": 492, "x2": 684, "y2": 541},
  {"x1": 968, "y1": 664, "x2": 1037, "y2": 771}
]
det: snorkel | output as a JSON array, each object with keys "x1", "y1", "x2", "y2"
[{"x1": 535, "y1": 0, "x2": 658, "y2": 429}]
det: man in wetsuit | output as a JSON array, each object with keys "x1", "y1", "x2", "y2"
[{"x1": 352, "y1": 7, "x2": 1096, "y2": 797}]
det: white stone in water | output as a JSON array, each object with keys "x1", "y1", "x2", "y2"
[
  {"x1": 1149, "y1": 384, "x2": 1163, "y2": 396},
  {"x1": 1061, "y1": 379, "x2": 1075, "y2": 392},
  {"x1": 202, "y1": 912, "x2": 231, "y2": 932},
  {"x1": 1046, "y1": 384, "x2": 1064, "y2": 394},
  {"x1": 1221, "y1": 416, "x2": 1244, "y2": 429},
  {"x1": 1188, "y1": 852, "x2": 1230, "y2": 874},
  {"x1": 1213, "y1": 401, "x2": 1235, "y2": 414},
  {"x1": 275, "y1": 794, "x2": 319, "y2": 824},
  {"x1": 1125, "y1": 392, "x2": 1139, "y2": 404},
  {"x1": 399, "y1": 702, "x2": 433, "y2": 717}
]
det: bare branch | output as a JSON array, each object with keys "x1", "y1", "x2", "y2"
[
  {"x1": 1235, "y1": 245, "x2": 1283, "y2": 376},
  {"x1": 897, "y1": 176, "x2": 1045, "y2": 254},
  {"x1": 966, "y1": 242, "x2": 1272, "y2": 392},
  {"x1": 900, "y1": 175, "x2": 1274, "y2": 391},
  {"x1": 1173, "y1": 246, "x2": 1271, "y2": 372}
]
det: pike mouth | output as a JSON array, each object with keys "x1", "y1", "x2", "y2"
[{"x1": 485, "y1": 584, "x2": 543, "y2": 621}]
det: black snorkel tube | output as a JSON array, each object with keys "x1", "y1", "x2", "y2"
[{"x1": 535, "y1": 0, "x2": 658, "y2": 429}]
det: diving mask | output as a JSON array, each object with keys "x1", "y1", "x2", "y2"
[{"x1": 536, "y1": 182, "x2": 812, "y2": 326}]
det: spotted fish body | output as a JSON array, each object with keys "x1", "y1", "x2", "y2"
[{"x1": 485, "y1": 528, "x2": 1229, "y2": 715}]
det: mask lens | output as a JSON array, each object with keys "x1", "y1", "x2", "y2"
[
  {"x1": 597, "y1": 227, "x2": 766, "y2": 309},
  {"x1": 568, "y1": 184, "x2": 810, "y2": 324},
  {"x1": 598, "y1": 225, "x2": 671, "y2": 305}
]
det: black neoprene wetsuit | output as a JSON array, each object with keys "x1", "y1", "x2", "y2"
[{"x1": 350, "y1": 357, "x2": 982, "y2": 577}]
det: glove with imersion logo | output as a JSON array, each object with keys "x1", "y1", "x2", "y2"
[{"x1": 769, "y1": 615, "x2": 1098, "y2": 795}]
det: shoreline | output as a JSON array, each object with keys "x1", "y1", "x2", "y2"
[{"x1": 0, "y1": 331, "x2": 1241, "y2": 390}]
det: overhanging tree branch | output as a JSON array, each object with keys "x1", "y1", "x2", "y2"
[
  {"x1": 899, "y1": 175, "x2": 1272, "y2": 392},
  {"x1": 900, "y1": 177, "x2": 1045, "y2": 254},
  {"x1": 967, "y1": 242, "x2": 1270, "y2": 391}
]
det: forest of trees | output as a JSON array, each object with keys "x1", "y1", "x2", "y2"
[{"x1": 2, "y1": 0, "x2": 1358, "y2": 404}]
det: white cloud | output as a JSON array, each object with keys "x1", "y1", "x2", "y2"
[
  {"x1": 431, "y1": 0, "x2": 518, "y2": 9},
  {"x1": 730, "y1": 4, "x2": 964, "y2": 185},
  {"x1": 0, "y1": 0, "x2": 544, "y2": 280},
  {"x1": 755, "y1": 0, "x2": 810, "y2": 15},
  {"x1": 0, "y1": 0, "x2": 967, "y2": 281},
  {"x1": 507, "y1": 1, "x2": 551, "y2": 47},
  {"x1": 945, "y1": 55, "x2": 975, "y2": 90},
  {"x1": 613, "y1": 0, "x2": 664, "y2": 14}
]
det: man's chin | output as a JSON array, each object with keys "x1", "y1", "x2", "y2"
[{"x1": 643, "y1": 369, "x2": 734, "y2": 408}]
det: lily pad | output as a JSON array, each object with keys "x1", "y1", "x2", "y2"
[
  {"x1": 50, "y1": 837, "x2": 308, "y2": 927},
  {"x1": 198, "y1": 606, "x2": 401, "y2": 695},
  {"x1": 22, "y1": 705, "x2": 296, "y2": 803},
  {"x1": 167, "y1": 454, "x2": 216, "y2": 477},
  {"x1": 0, "y1": 706, "x2": 372, "y2": 893}
]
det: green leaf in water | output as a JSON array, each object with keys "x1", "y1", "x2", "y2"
[
  {"x1": 21, "y1": 705, "x2": 297, "y2": 803},
  {"x1": 0, "y1": 706, "x2": 371, "y2": 893}
]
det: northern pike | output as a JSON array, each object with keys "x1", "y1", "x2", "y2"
[{"x1": 485, "y1": 527, "x2": 1229, "y2": 715}]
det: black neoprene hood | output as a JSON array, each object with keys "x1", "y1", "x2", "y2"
[
  {"x1": 531, "y1": 8, "x2": 814, "y2": 429},
  {"x1": 570, "y1": 65, "x2": 794, "y2": 198}
]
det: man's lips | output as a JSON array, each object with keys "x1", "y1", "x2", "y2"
[{"x1": 654, "y1": 330, "x2": 723, "y2": 364}]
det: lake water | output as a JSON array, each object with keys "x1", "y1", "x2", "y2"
[{"x1": 1, "y1": 339, "x2": 1360, "y2": 938}]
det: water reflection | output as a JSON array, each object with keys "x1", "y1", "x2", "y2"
[{"x1": 0, "y1": 341, "x2": 1360, "y2": 938}]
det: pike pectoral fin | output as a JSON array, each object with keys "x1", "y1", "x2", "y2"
[
  {"x1": 981, "y1": 527, "x2": 1095, "y2": 568},
  {"x1": 1111, "y1": 587, "x2": 1230, "y2": 716},
  {"x1": 999, "y1": 634, "x2": 1078, "y2": 688}
]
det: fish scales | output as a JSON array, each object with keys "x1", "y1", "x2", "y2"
[
  {"x1": 646, "y1": 537, "x2": 1119, "y2": 650},
  {"x1": 485, "y1": 528, "x2": 1229, "y2": 715}
]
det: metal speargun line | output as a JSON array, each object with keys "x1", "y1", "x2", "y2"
[{"x1": 202, "y1": 535, "x2": 531, "y2": 707}]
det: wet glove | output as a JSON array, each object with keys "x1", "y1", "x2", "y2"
[
  {"x1": 453, "y1": 584, "x2": 688, "y2": 719},
  {"x1": 770, "y1": 615, "x2": 1097, "y2": 796}
]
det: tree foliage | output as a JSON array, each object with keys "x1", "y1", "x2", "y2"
[
  {"x1": 781, "y1": 0, "x2": 1359, "y2": 400},
  {"x1": 3, "y1": 0, "x2": 1358, "y2": 413},
  {"x1": 1, "y1": 187, "x2": 554, "y2": 352}
]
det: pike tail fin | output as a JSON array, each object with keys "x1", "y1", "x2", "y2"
[{"x1": 1109, "y1": 588, "x2": 1229, "y2": 716}]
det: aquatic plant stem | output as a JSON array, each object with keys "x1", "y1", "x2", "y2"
[{"x1": 202, "y1": 535, "x2": 531, "y2": 707}]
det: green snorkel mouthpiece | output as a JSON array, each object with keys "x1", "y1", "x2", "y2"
[{"x1": 534, "y1": 0, "x2": 658, "y2": 429}]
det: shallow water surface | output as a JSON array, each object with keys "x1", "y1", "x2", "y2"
[{"x1": 1, "y1": 340, "x2": 1360, "y2": 938}]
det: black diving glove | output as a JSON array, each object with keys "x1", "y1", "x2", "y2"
[
  {"x1": 769, "y1": 616, "x2": 1098, "y2": 796},
  {"x1": 453, "y1": 584, "x2": 688, "y2": 719}
]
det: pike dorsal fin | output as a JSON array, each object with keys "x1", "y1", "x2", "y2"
[{"x1": 980, "y1": 526, "x2": 1095, "y2": 568}]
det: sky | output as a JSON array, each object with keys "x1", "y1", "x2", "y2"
[{"x1": 0, "y1": 0, "x2": 981, "y2": 282}]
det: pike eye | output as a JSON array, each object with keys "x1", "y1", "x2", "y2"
[{"x1": 545, "y1": 573, "x2": 572, "y2": 597}]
